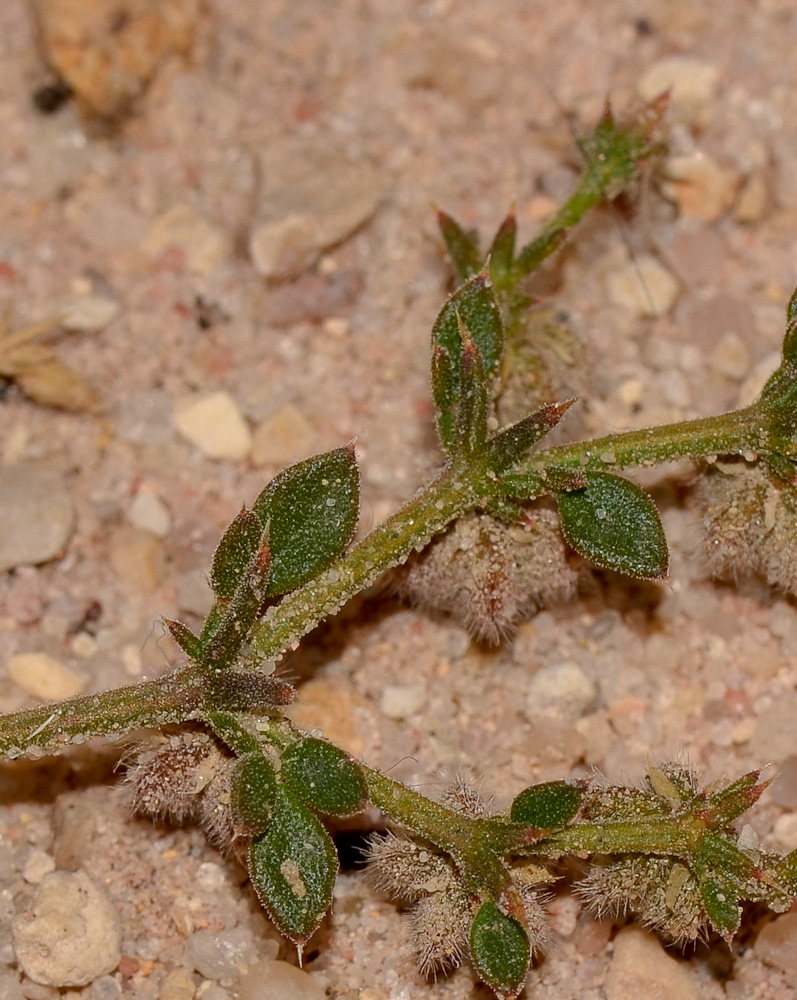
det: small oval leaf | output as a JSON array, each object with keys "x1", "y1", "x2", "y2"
[
  {"x1": 253, "y1": 446, "x2": 360, "y2": 596},
  {"x1": 231, "y1": 752, "x2": 279, "y2": 836},
  {"x1": 510, "y1": 780, "x2": 583, "y2": 829},
  {"x1": 281, "y1": 737, "x2": 367, "y2": 817},
  {"x1": 248, "y1": 787, "x2": 338, "y2": 944},
  {"x1": 432, "y1": 273, "x2": 503, "y2": 451},
  {"x1": 210, "y1": 507, "x2": 264, "y2": 598},
  {"x1": 470, "y1": 900, "x2": 530, "y2": 997},
  {"x1": 557, "y1": 471, "x2": 668, "y2": 579}
]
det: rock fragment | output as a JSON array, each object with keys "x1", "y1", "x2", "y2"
[
  {"x1": 661, "y1": 154, "x2": 739, "y2": 221},
  {"x1": 249, "y1": 135, "x2": 384, "y2": 280},
  {"x1": 524, "y1": 661, "x2": 597, "y2": 720},
  {"x1": 251, "y1": 405, "x2": 317, "y2": 467},
  {"x1": 0, "y1": 463, "x2": 75, "y2": 572},
  {"x1": 754, "y1": 912, "x2": 797, "y2": 976},
  {"x1": 174, "y1": 391, "x2": 252, "y2": 461},
  {"x1": 7, "y1": 652, "x2": 85, "y2": 701},
  {"x1": 637, "y1": 57, "x2": 719, "y2": 127},
  {"x1": 12, "y1": 870, "x2": 122, "y2": 987},
  {"x1": 604, "y1": 925, "x2": 699, "y2": 1000},
  {"x1": 34, "y1": 0, "x2": 204, "y2": 118},
  {"x1": 144, "y1": 204, "x2": 231, "y2": 276},
  {"x1": 606, "y1": 254, "x2": 678, "y2": 318},
  {"x1": 237, "y1": 960, "x2": 326, "y2": 1000}
]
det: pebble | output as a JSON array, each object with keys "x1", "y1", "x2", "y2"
[
  {"x1": 177, "y1": 568, "x2": 216, "y2": 618},
  {"x1": 734, "y1": 170, "x2": 769, "y2": 222},
  {"x1": 524, "y1": 662, "x2": 598, "y2": 720},
  {"x1": 89, "y1": 977, "x2": 121, "y2": 1000},
  {"x1": 236, "y1": 961, "x2": 325, "y2": 1000},
  {"x1": 22, "y1": 851, "x2": 56, "y2": 885},
  {"x1": 12, "y1": 870, "x2": 122, "y2": 987},
  {"x1": 661, "y1": 154, "x2": 739, "y2": 222},
  {"x1": 380, "y1": 683, "x2": 427, "y2": 720},
  {"x1": 144, "y1": 204, "x2": 231, "y2": 276},
  {"x1": 35, "y1": 0, "x2": 203, "y2": 118},
  {"x1": 0, "y1": 463, "x2": 75, "y2": 573},
  {"x1": 754, "y1": 912, "x2": 797, "y2": 975},
  {"x1": 606, "y1": 254, "x2": 678, "y2": 318},
  {"x1": 7, "y1": 652, "x2": 85, "y2": 701},
  {"x1": 711, "y1": 332, "x2": 750, "y2": 380},
  {"x1": 0, "y1": 974, "x2": 24, "y2": 1000},
  {"x1": 109, "y1": 526, "x2": 167, "y2": 591},
  {"x1": 285, "y1": 678, "x2": 366, "y2": 755},
  {"x1": 174, "y1": 392, "x2": 252, "y2": 461},
  {"x1": 251, "y1": 405, "x2": 317, "y2": 467},
  {"x1": 770, "y1": 755, "x2": 797, "y2": 809},
  {"x1": 249, "y1": 135, "x2": 384, "y2": 280},
  {"x1": 185, "y1": 927, "x2": 258, "y2": 982},
  {"x1": 772, "y1": 813, "x2": 797, "y2": 851},
  {"x1": 604, "y1": 925, "x2": 699, "y2": 1000},
  {"x1": 398, "y1": 31, "x2": 502, "y2": 112},
  {"x1": 127, "y1": 488, "x2": 173, "y2": 538},
  {"x1": 637, "y1": 57, "x2": 719, "y2": 127},
  {"x1": 58, "y1": 293, "x2": 120, "y2": 332},
  {"x1": 159, "y1": 967, "x2": 196, "y2": 1000}
]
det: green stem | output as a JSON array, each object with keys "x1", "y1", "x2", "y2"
[
  {"x1": 364, "y1": 765, "x2": 512, "y2": 897},
  {"x1": 531, "y1": 405, "x2": 767, "y2": 474},
  {"x1": 0, "y1": 663, "x2": 208, "y2": 759},
  {"x1": 248, "y1": 466, "x2": 484, "y2": 663},
  {"x1": 534, "y1": 815, "x2": 704, "y2": 859}
]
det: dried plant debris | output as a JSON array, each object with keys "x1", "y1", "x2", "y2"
[{"x1": 0, "y1": 308, "x2": 100, "y2": 412}]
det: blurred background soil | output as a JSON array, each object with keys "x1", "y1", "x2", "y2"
[{"x1": 1, "y1": 1, "x2": 797, "y2": 998}]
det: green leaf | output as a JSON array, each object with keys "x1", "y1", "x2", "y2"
[
  {"x1": 432, "y1": 273, "x2": 503, "y2": 451},
  {"x1": 253, "y1": 446, "x2": 360, "y2": 596},
  {"x1": 281, "y1": 737, "x2": 367, "y2": 817},
  {"x1": 231, "y1": 752, "x2": 279, "y2": 836},
  {"x1": 510, "y1": 780, "x2": 583, "y2": 829},
  {"x1": 200, "y1": 542, "x2": 271, "y2": 669},
  {"x1": 248, "y1": 787, "x2": 338, "y2": 945},
  {"x1": 698, "y1": 875, "x2": 741, "y2": 940},
  {"x1": 437, "y1": 209, "x2": 483, "y2": 283},
  {"x1": 485, "y1": 399, "x2": 575, "y2": 474},
  {"x1": 455, "y1": 318, "x2": 490, "y2": 457},
  {"x1": 163, "y1": 619, "x2": 203, "y2": 660},
  {"x1": 469, "y1": 900, "x2": 530, "y2": 998},
  {"x1": 703, "y1": 769, "x2": 766, "y2": 829},
  {"x1": 209, "y1": 507, "x2": 264, "y2": 598},
  {"x1": 487, "y1": 213, "x2": 517, "y2": 288},
  {"x1": 556, "y1": 471, "x2": 668, "y2": 579}
]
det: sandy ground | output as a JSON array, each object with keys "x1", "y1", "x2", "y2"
[{"x1": 1, "y1": 1, "x2": 797, "y2": 998}]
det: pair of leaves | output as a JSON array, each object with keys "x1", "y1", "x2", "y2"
[
  {"x1": 244, "y1": 739, "x2": 367, "y2": 945},
  {"x1": 168, "y1": 446, "x2": 360, "y2": 670}
]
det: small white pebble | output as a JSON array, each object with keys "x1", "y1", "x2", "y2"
[
  {"x1": 524, "y1": 662, "x2": 597, "y2": 720},
  {"x1": 175, "y1": 392, "x2": 252, "y2": 461},
  {"x1": 22, "y1": 850, "x2": 56, "y2": 885},
  {"x1": 7, "y1": 652, "x2": 85, "y2": 700},
  {"x1": 380, "y1": 683, "x2": 428, "y2": 720},
  {"x1": 606, "y1": 254, "x2": 678, "y2": 318},
  {"x1": 662, "y1": 154, "x2": 739, "y2": 222},
  {"x1": 127, "y1": 489, "x2": 172, "y2": 538}
]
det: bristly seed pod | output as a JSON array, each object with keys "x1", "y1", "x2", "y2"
[
  {"x1": 576, "y1": 857, "x2": 707, "y2": 946},
  {"x1": 124, "y1": 729, "x2": 230, "y2": 826},
  {"x1": 697, "y1": 459, "x2": 797, "y2": 594},
  {"x1": 398, "y1": 509, "x2": 578, "y2": 643}
]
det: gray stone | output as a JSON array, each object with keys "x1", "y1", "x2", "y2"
[
  {"x1": 185, "y1": 926, "x2": 257, "y2": 982},
  {"x1": 249, "y1": 135, "x2": 384, "y2": 280},
  {"x1": 0, "y1": 463, "x2": 75, "y2": 572},
  {"x1": 12, "y1": 870, "x2": 122, "y2": 987}
]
